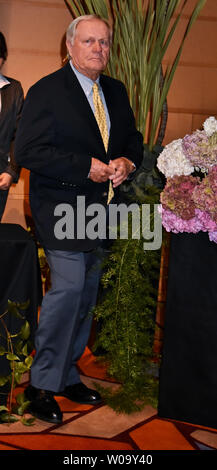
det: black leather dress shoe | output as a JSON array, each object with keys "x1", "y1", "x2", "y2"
[
  {"x1": 25, "y1": 385, "x2": 63, "y2": 424},
  {"x1": 57, "y1": 382, "x2": 102, "y2": 405}
]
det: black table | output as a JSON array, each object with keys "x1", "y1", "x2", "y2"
[
  {"x1": 158, "y1": 232, "x2": 217, "y2": 429},
  {"x1": 0, "y1": 223, "x2": 42, "y2": 406}
]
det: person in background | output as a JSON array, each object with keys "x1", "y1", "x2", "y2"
[
  {"x1": 0, "y1": 32, "x2": 24, "y2": 220},
  {"x1": 15, "y1": 15, "x2": 143, "y2": 424}
]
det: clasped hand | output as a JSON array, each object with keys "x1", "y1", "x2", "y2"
[
  {"x1": 89, "y1": 157, "x2": 134, "y2": 188},
  {"x1": 0, "y1": 172, "x2": 13, "y2": 190}
]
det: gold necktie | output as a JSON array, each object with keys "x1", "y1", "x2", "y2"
[{"x1": 92, "y1": 82, "x2": 114, "y2": 204}]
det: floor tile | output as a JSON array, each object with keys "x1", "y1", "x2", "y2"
[
  {"x1": 80, "y1": 374, "x2": 120, "y2": 391},
  {"x1": 78, "y1": 347, "x2": 112, "y2": 381},
  {"x1": 130, "y1": 419, "x2": 194, "y2": 450},
  {"x1": 0, "y1": 442, "x2": 18, "y2": 450},
  {"x1": 191, "y1": 430, "x2": 217, "y2": 449},
  {"x1": 53, "y1": 404, "x2": 156, "y2": 439},
  {"x1": 0, "y1": 413, "x2": 77, "y2": 433},
  {"x1": 196, "y1": 442, "x2": 215, "y2": 450},
  {"x1": 0, "y1": 434, "x2": 133, "y2": 450},
  {"x1": 55, "y1": 395, "x2": 93, "y2": 412},
  {"x1": 1, "y1": 346, "x2": 215, "y2": 451}
]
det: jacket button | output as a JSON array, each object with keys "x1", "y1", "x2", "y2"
[{"x1": 102, "y1": 192, "x2": 107, "y2": 196}]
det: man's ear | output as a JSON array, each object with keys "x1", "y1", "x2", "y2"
[{"x1": 66, "y1": 39, "x2": 72, "y2": 59}]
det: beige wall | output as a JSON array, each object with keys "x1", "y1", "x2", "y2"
[
  {"x1": 163, "y1": 0, "x2": 217, "y2": 144},
  {"x1": 0, "y1": 0, "x2": 217, "y2": 227}
]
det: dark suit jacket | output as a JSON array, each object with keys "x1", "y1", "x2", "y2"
[
  {"x1": 0, "y1": 77, "x2": 24, "y2": 181},
  {"x1": 15, "y1": 62, "x2": 143, "y2": 251}
]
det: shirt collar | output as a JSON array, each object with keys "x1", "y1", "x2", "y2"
[
  {"x1": 0, "y1": 74, "x2": 10, "y2": 89},
  {"x1": 69, "y1": 61, "x2": 101, "y2": 98}
]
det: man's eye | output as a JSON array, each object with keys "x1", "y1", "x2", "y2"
[{"x1": 100, "y1": 40, "x2": 109, "y2": 47}]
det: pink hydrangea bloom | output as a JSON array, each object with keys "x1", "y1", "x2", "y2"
[
  {"x1": 159, "y1": 118, "x2": 217, "y2": 243},
  {"x1": 193, "y1": 165, "x2": 217, "y2": 223},
  {"x1": 182, "y1": 130, "x2": 217, "y2": 170},
  {"x1": 195, "y1": 209, "x2": 217, "y2": 231},
  {"x1": 160, "y1": 206, "x2": 205, "y2": 234},
  {"x1": 208, "y1": 231, "x2": 217, "y2": 243},
  {"x1": 160, "y1": 175, "x2": 199, "y2": 220}
]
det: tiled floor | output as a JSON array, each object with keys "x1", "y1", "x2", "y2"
[{"x1": 0, "y1": 347, "x2": 217, "y2": 451}]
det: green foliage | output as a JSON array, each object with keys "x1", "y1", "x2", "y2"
[
  {"x1": 0, "y1": 300, "x2": 35, "y2": 425},
  {"x1": 93, "y1": 189, "x2": 161, "y2": 412}
]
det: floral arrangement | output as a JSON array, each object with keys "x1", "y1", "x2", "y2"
[{"x1": 157, "y1": 116, "x2": 217, "y2": 242}]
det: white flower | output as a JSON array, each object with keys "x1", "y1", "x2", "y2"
[
  {"x1": 203, "y1": 116, "x2": 217, "y2": 137},
  {"x1": 157, "y1": 139, "x2": 194, "y2": 177}
]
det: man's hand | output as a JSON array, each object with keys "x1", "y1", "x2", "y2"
[
  {"x1": 108, "y1": 158, "x2": 135, "y2": 188},
  {"x1": 89, "y1": 158, "x2": 116, "y2": 183},
  {"x1": 0, "y1": 173, "x2": 13, "y2": 190}
]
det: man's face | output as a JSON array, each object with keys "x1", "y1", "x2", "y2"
[{"x1": 67, "y1": 19, "x2": 111, "y2": 80}]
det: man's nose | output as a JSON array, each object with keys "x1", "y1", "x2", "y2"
[{"x1": 93, "y1": 40, "x2": 102, "y2": 52}]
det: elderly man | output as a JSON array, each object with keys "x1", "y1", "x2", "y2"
[{"x1": 15, "y1": 15, "x2": 143, "y2": 423}]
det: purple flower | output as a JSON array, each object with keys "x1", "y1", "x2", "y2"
[
  {"x1": 208, "y1": 231, "x2": 217, "y2": 243},
  {"x1": 160, "y1": 175, "x2": 199, "y2": 220},
  {"x1": 182, "y1": 130, "x2": 217, "y2": 170},
  {"x1": 192, "y1": 165, "x2": 217, "y2": 223},
  {"x1": 159, "y1": 118, "x2": 217, "y2": 243},
  {"x1": 161, "y1": 207, "x2": 205, "y2": 234}
]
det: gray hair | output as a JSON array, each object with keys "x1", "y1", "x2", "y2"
[{"x1": 66, "y1": 14, "x2": 113, "y2": 45}]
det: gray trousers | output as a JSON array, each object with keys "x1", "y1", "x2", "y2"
[{"x1": 30, "y1": 247, "x2": 104, "y2": 392}]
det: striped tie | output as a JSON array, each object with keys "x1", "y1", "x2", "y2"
[{"x1": 92, "y1": 82, "x2": 114, "y2": 204}]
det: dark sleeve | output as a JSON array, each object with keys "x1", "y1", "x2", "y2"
[
  {"x1": 5, "y1": 81, "x2": 24, "y2": 182},
  {"x1": 14, "y1": 82, "x2": 91, "y2": 185}
]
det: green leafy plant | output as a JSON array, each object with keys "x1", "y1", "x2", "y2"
[
  {"x1": 0, "y1": 300, "x2": 35, "y2": 425},
  {"x1": 93, "y1": 188, "x2": 162, "y2": 413}
]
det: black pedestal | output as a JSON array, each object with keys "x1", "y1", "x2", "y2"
[{"x1": 158, "y1": 232, "x2": 217, "y2": 429}]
